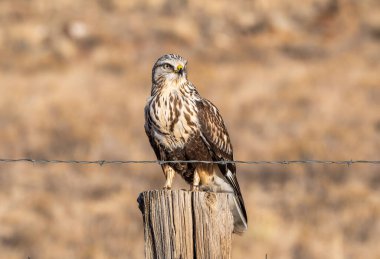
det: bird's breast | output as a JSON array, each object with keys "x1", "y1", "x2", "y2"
[{"x1": 149, "y1": 91, "x2": 199, "y2": 148}]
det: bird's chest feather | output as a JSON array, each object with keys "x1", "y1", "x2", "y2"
[{"x1": 149, "y1": 89, "x2": 199, "y2": 148}]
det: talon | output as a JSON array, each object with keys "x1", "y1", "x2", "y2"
[
  {"x1": 191, "y1": 185, "x2": 199, "y2": 192},
  {"x1": 163, "y1": 186, "x2": 171, "y2": 190}
]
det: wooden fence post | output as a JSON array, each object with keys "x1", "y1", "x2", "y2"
[{"x1": 137, "y1": 189, "x2": 234, "y2": 259}]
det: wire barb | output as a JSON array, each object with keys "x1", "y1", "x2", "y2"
[{"x1": 0, "y1": 158, "x2": 379, "y2": 166}]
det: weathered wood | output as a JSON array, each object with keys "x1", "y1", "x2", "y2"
[{"x1": 138, "y1": 190, "x2": 234, "y2": 259}]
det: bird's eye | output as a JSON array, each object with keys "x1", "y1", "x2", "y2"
[{"x1": 162, "y1": 63, "x2": 172, "y2": 70}]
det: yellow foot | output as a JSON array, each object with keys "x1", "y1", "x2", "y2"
[{"x1": 163, "y1": 186, "x2": 171, "y2": 190}]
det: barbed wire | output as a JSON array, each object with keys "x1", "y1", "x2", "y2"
[{"x1": 0, "y1": 158, "x2": 379, "y2": 166}]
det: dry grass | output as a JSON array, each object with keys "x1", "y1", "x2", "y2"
[{"x1": 0, "y1": 0, "x2": 379, "y2": 258}]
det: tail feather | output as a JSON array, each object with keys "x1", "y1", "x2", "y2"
[
  {"x1": 213, "y1": 171, "x2": 248, "y2": 234},
  {"x1": 229, "y1": 195, "x2": 248, "y2": 234},
  {"x1": 225, "y1": 170, "x2": 248, "y2": 234}
]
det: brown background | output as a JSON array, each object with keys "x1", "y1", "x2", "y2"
[{"x1": 0, "y1": 0, "x2": 379, "y2": 258}]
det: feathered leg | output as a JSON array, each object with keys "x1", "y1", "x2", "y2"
[
  {"x1": 192, "y1": 163, "x2": 214, "y2": 191},
  {"x1": 162, "y1": 165, "x2": 175, "y2": 190},
  {"x1": 198, "y1": 164, "x2": 214, "y2": 186},
  {"x1": 191, "y1": 170, "x2": 200, "y2": 191}
]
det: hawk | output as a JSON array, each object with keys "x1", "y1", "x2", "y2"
[{"x1": 144, "y1": 54, "x2": 247, "y2": 233}]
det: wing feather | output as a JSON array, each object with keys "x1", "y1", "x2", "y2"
[
  {"x1": 197, "y1": 99, "x2": 247, "y2": 228},
  {"x1": 197, "y1": 100, "x2": 232, "y2": 158}
]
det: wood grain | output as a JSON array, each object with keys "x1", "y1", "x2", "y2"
[{"x1": 138, "y1": 190, "x2": 234, "y2": 259}]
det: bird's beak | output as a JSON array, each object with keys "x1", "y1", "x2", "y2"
[{"x1": 174, "y1": 64, "x2": 183, "y2": 74}]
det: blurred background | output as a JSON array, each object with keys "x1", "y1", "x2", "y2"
[{"x1": 0, "y1": 0, "x2": 379, "y2": 258}]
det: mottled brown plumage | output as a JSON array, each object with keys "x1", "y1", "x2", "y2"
[{"x1": 144, "y1": 54, "x2": 247, "y2": 233}]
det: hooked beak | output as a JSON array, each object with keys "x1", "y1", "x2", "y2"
[{"x1": 174, "y1": 64, "x2": 184, "y2": 75}]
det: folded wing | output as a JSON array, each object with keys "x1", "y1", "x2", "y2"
[{"x1": 196, "y1": 99, "x2": 248, "y2": 233}]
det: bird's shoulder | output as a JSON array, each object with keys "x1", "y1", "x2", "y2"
[{"x1": 195, "y1": 97, "x2": 225, "y2": 127}]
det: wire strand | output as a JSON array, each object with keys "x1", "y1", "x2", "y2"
[{"x1": 0, "y1": 158, "x2": 379, "y2": 166}]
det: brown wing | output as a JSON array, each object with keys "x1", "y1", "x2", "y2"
[
  {"x1": 196, "y1": 99, "x2": 234, "y2": 168},
  {"x1": 197, "y1": 99, "x2": 247, "y2": 224}
]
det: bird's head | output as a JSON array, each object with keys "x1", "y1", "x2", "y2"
[{"x1": 152, "y1": 54, "x2": 188, "y2": 86}]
